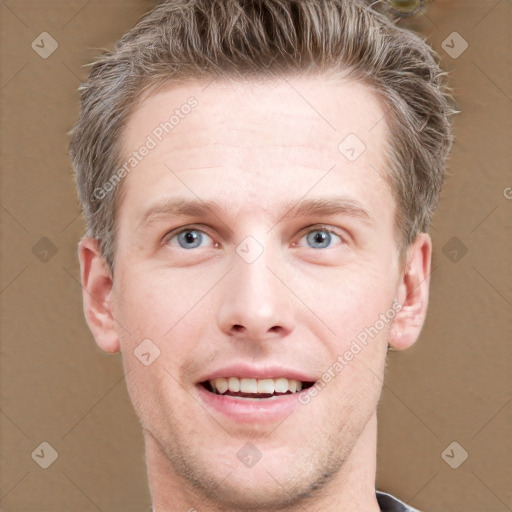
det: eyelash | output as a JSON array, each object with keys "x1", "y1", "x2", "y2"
[{"x1": 163, "y1": 224, "x2": 346, "y2": 249}]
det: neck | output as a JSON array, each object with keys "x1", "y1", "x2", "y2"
[{"x1": 146, "y1": 412, "x2": 381, "y2": 512}]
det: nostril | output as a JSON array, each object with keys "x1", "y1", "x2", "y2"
[{"x1": 232, "y1": 325, "x2": 244, "y2": 332}]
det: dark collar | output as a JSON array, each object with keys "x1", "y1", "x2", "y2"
[{"x1": 376, "y1": 491, "x2": 421, "y2": 512}]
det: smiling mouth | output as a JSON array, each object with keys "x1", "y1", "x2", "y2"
[{"x1": 200, "y1": 377, "x2": 315, "y2": 399}]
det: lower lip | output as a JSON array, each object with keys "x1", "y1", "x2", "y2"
[{"x1": 196, "y1": 384, "x2": 307, "y2": 423}]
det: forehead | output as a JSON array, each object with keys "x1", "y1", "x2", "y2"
[{"x1": 117, "y1": 75, "x2": 393, "y2": 224}]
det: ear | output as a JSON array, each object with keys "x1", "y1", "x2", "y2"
[
  {"x1": 389, "y1": 233, "x2": 432, "y2": 350},
  {"x1": 78, "y1": 237, "x2": 120, "y2": 354}
]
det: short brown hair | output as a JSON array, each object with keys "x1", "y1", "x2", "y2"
[{"x1": 69, "y1": 0, "x2": 456, "y2": 271}]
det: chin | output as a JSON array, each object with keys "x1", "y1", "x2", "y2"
[
  {"x1": 173, "y1": 444, "x2": 343, "y2": 510},
  {"x1": 189, "y1": 473, "x2": 320, "y2": 510}
]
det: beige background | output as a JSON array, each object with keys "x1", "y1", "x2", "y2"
[{"x1": 1, "y1": 1, "x2": 510, "y2": 510}]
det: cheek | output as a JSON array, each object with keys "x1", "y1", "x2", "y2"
[
  {"x1": 113, "y1": 274, "x2": 206, "y2": 423},
  {"x1": 296, "y1": 260, "x2": 398, "y2": 344},
  {"x1": 112, "y1": 269, "x2": 212, "y2": 341}
]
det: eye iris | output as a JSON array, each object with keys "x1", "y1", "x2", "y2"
[
  {"x1": 178, "y1": 230, "x2": 202, "y2": 248},
  {"x1": 307, "y1": 230, "x2": 330, "y2": 249}
]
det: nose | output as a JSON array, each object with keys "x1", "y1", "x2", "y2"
[{"x1": 216, "y1": 242, "x2": 296, "y2": 343}]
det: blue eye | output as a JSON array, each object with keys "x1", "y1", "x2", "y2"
[
  {"x1": 302, "y1": 229, "x2": 342, "y2": 249},
  {"x1": 170, "y1": 229, "x2": 213, "y2": 249}
]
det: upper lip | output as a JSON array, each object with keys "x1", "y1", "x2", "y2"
[{"x1": 198, "y1": 363, "x2": 317, "y2": 383}]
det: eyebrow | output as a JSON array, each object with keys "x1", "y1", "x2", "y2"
[
  {"x1": 137, "y1": 198, "x2": 226, "y2": 230},
  {"x1": 137, "y1": 196, "x2": 373, "y2": 230},
  {"x1": 279, "y1": 197, "x2": 373, "y2": 225}
]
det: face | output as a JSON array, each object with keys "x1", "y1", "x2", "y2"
[{"x1": 80, "y1": 75, "x2": 431, "y2": 509}]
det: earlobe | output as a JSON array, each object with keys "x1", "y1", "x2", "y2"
[
  {"x1": 389, "y1": 233, "x2": 432, "y2": 351},
  {"x1": 78, "y1": 237, "x2": 120, "y2": 354}
]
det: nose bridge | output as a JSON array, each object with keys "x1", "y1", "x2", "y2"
[
  {"x1": 237, "y1": 244, "x2": 274, "y2": 308},
  {"x1": 216, "y1": 234, "x2": 295, "y2": 339}
]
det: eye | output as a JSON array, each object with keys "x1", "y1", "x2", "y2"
[
  {"x1": 299, "y1": 228, "x2": 343, "y2": 249},
  {"x1": 167, "y1": 228, "x2": 214, "y2": 249}
]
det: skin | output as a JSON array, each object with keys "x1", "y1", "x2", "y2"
[{"x1": 79, "y1": 75, "x2": 431, "y2": 512}]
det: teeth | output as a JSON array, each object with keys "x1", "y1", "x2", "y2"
[
  {"x1": 274, "y1": 378, "x2": 288, "y2": 393},
  {"x1": 240, "y1": 378, "x2": 257, "y2": 393},
  {"x1": 215, "y1": 377, "x2": 229, "y2": 394},
  {"x1": 228, "y1": 377, "x2": 240, "y2": 392},
  {"x1": 257, "y1": 379, "x2": 274, "y2": 394},
  {"x1": 209, "y1": 377, "x2": 304, "y2": 395}
]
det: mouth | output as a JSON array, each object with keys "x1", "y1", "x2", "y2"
[{"x1": 200, "y1": 377, "x2": 315, "y2": 400}]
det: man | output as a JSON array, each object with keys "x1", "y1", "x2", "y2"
[{"x1": 69, "y1": 0, "x2": 454, "y2": 510}]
